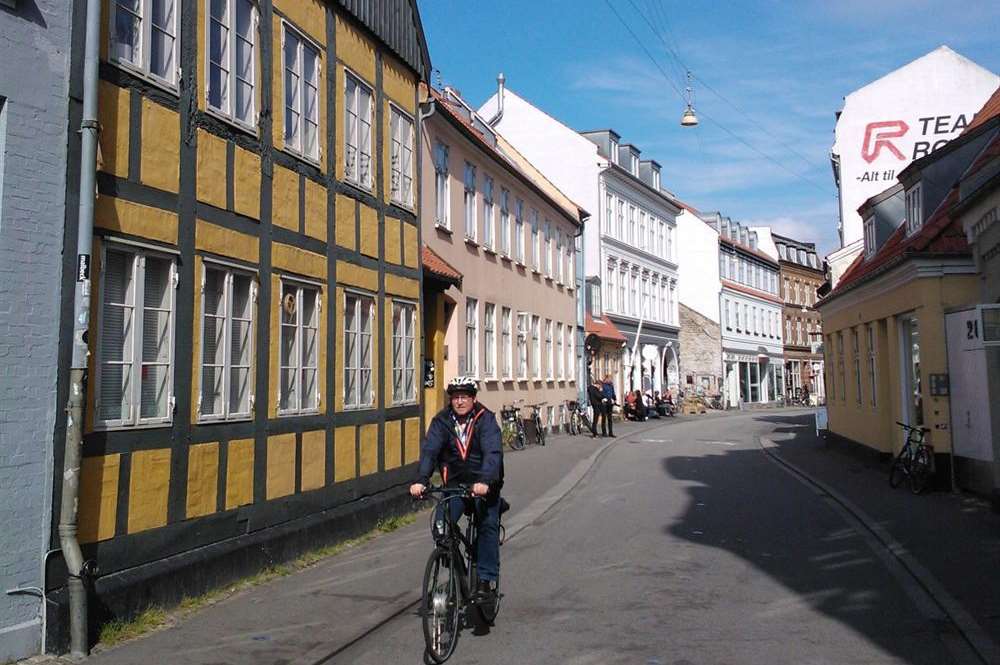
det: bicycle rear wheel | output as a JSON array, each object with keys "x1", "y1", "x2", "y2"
[
  {"x1": 909, "y1": 447, "x2": 932, "y2": 495},
  {"x1": 422, "y1": 547, "x2": 460, "y2": 663},
  {"x1": 511, "y1": 427, "x2": 526, "y2": 451},
  {"x1": 889, "y1": 453, "x2": 907, "y2": 489}
]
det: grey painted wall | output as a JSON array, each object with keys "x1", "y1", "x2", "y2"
[{"x1": 0, "y1": 0, "x2": 72, "y2": 659}]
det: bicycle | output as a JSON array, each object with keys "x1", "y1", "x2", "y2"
[
  {"x1": 419, "y1": 485, "x2": 505, "y2": 663},
  {"x1": 889, "y1": 421, "x2": 933, "y2": 494},
  {"x1": 566, "y1": 400, "x2": 591, "y2": 435},
  {"x1": 524, "y1": 402, "x2": 547, "y2": 446},
  {"x1": 499, "y1": 401, "x2": 526, "y2": 451}
]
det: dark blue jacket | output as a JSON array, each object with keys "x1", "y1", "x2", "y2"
[
  {"x1": 417, "y1": 402, "x2": 503, "y2": 487},
  {"x1": 601, "y1": 381, "x2": 616, "y2": 402}
]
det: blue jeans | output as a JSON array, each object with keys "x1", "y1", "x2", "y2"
[{"x1": 436, "y1": 491, "x2": 501, "y2": 582}]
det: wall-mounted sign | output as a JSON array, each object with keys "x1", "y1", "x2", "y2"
[{"x1": 929, "y1": 373, "x2": 949, "y2": 397}]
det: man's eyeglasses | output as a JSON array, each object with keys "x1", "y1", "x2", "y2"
[{"x1": 450, "y1": 394, "x2": 474, "y2": 401}]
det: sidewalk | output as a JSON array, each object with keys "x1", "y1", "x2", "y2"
[
  {"x1": 37, "y1": 419, "x2": 663, "y2": 665},
  {"x1": 756, "y1": 412, "x2": 1000, "y2": 657}
]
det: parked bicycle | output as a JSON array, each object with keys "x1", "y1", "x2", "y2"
[
  {"x1": 889, "y1": 421, "x2": 933, "y2": 494},
  {"x1": 566, "y1": 400, "x2": 591, "y2": 435},
  {"x1": 499, "y1": 401, "x2": 526, "y2": 451},
  {"x1": 524, "y1": 402, "x2": 547, "y2": 446},
  {"x1": 419, "y1": 485, "x2": 505, "y2": 663}
]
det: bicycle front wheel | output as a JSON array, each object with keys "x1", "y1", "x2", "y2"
[
  {"x1": 889, "y1": 454, "x2": 907, "y2": 489},
  {"x1": 909, "y1": 447, "x2": 932, "y2": 495},
  {"x1": 511, "y1": 427, "x2": 526, "y2": 451},
  {"x1": 422, "y1": 547, "x2": 460, "y2": 663},
  {"x1": 536, "y1": 421, "x2": 547, "y2": 446}
]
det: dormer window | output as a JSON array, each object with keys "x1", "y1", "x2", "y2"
[
  {"x1": 630, "y1": 153, "x2": 639, "y2": 176},
  {"x1": 652, "y1": 169, "x2": 660, "y2": 190},
  {"x1": 610, "y1": 137, "x2": 619, "y2": 162},
  {"x1": 905, "y1": 184, "x2": 923, "y2": 236},
  {"x1": 863, "y1": 217, "x2": 876, "y2": 258}
]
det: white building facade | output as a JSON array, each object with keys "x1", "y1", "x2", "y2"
[
  {"x1": 676, "y1": 207, "x2": 723, "y2": 394},
  {"x1": 829, "y1": 46, "x2": 998, "y2": 286},
  {"x1": 480, "y1": 86, "x2": 681, "y2": 397},
  {"x1": 702, "y1": 213, "x2": 784, "y2": 407}
]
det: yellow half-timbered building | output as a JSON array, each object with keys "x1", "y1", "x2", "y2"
[{"x1": 53, "y1": 0, "x2": 431, "y2": 638}]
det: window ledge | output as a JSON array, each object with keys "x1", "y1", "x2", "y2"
[
  {"x1": 342, "y1": 177, "x2": 374, "y2": 196},
  {"x1": 93, "y1": 421, "x2": 173, "y2": 432},
  {"x1": 482, "y1": 246, "x2": 497, "y2": 255},
  {"x1": 435, "y1": 223, "x2": 453, "y2": 235},
  {"x1": 109, "y1": 58, "x2": 179, "y2": 97},
  {"x1": 464, "y1": 236, "x2": 479, "y2": 247},
  {"x1": 515, "y1": 261, "x2": 526, "y2": 268},
  {"x1": 281, "y1": 145, "x2": 323, "y2": 170},
  {"x1": 204, "y1": 106, "x2": 260, "y2": 139}
]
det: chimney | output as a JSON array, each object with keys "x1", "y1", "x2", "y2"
[{"x1": 488, "y1": 72, "x2": 505, "y2": 126}]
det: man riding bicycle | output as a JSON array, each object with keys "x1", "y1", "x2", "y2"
[{"x1": 410, "y1": 376, "x2": 503, "y2": 597}]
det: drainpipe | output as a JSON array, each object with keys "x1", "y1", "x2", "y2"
[
  {"x1": 485, "y1": 72, "x2": 505, "y2": 126},
  {"x1": 60, "y1": 0, "x2": 102, "y2": 655}
]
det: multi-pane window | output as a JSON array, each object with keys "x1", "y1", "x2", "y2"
[
  {"x1": 618, "y1": 268, "x2": 626, "y2": 314},
  {"x1": 556, "y1": 323, "x2": 564, "y2": 379},
  {"x1": 392, "y1": 302, "x2": 416, "y2": 404},
  {"x1": 837, "y1": 333, "x2": 846, "y2": 401},
  {"x1": 483, "y1": 303, "x2": 496, "y2": 379},
  {"x1": 344, "y1": 292, "x2": 374, "y2": 409},
  {"x1": 531, "y1": 315, "x2": 541, "y2": 379},
  {"x1": 343, "y1": 71, "x2": 372, "y2": 180},
  {"x1": 284, "y1": 26, "x2": 320, "y2": 161},
  {"x1": 734, "y1": 301, "x2": 741, "y2": 331},
  {"x1": 905, "y1": 184, "x2": 923, "y2": 235},
  {"x1": 853, "y1": 328, "x2": 862, "y2": 404},
  {"x1": 648, "y1": 215, "x2": 656, "y2": 252},
  {"x1": 499, "y1": 189, "x2": 511, "y2": 255},
  {"x1": 465, "y1": 298, "x2": 479, "y2": 377},
  {"x1": 516, "y1": 312, "x2": 529, "y2": 379},
  {"x1": 638, "y1": 212, "x2": 647, "y2": 250},
  {"x1": 616, "y1": 200, "x2": 624, "y2": 237},
  {"x1": 482, "y1": 175, "x2": 495, "y2": 249},
  {"x1": 434, "y1": 142, "x2": 449, "y2": 228},
  {"x1": 200, "y1": 265, "x2": 255, "y2": 421},
  {"x1": 724, "y1": 298, "x2": 731, "y2": 329},
  {"x1": 464, "y1": 162, "x2": 477, "y2": 241},
  {"x1": 863, "y1": 218, "x2": 876, "y2": 258},
  {"x1": 112, "y1": 0, "x2": 178, "y2": 86},
  {"x1": 545, "y1": 320, "x2": 554, "y2": 379},
  {"x1": 97, "y1": 246, "x2": 176, "y2": 428},
  {"x1": 867, "y1": 324, "x2": 877, "y2": 407},
  {"x1": 389, "y1": 107, "x2": 414, "y2": 206},
  {"x1": 514, "y1": 199, "x2": 525, "y2": 263},
  {"x1": 280, "y1": 280, "x2": 320, "y2": 414},
  {"x1": 555, "y1": 231, "x2": 563, "y2": 283},
  {"x1": 501, "y1": 307, "x2": 512, "y2": 379},
  {"x1": 628, "y1": 206, "x2": 636, "y2": 245},
  {"x1": 604, "y1": 193, "x2": 613, "y2": 234},
  {"x1": 530, "y1": 209, "x2": 540, "y2": 269},
  {"x1": 207, "y1": 0, "x2": 256, "y2": 126},
  {"x1": 606, "y1": 264, "x2": 616, "y2": 312}
]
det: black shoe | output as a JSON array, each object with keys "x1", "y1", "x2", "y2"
[{"x1": 477, "y1": 579, "x2": 496, "y2": 597}]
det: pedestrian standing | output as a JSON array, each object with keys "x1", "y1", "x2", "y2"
[
  {"x1": 601, "y1": 374, "x2": 617, "y2": 437},
  {"x1": 587, "y1": 378, "x2": 605, "y2": 438}
]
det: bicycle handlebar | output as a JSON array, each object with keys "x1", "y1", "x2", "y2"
[{"x1": 895, "y1": 421, "x2": 930, "y2": 433}]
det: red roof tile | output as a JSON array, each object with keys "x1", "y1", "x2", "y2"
[
  {"x1": 422, "y1": 246, "x2": 462, "y2": 285},
  {"x1": 585, "y1": 313, "x2": 627, "y2": 343},
  {"x1": 826, "y1": 189, "x2": 970, "y2": 301},
  {"x1": 962, "y1": 85, "x2": 1000, "y2": 135}
]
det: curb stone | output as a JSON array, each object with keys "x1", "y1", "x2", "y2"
[{"x1": 759, "y1": 436, "x2": 999, "y2": 665}]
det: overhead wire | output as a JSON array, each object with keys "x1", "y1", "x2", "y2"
[{"x1": 602, "y1": 0, "x2": 831, "y2": 195}]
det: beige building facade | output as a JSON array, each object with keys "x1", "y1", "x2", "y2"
[{"x1": 420, "y1": 86, "x2": 585, "y2": 430}]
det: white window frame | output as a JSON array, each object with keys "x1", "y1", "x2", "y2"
[
  {"x1": 391, "y1": 300, "x2": 417, "y2": 404},
  {"x1": 514, "y1": 198, "x2": 525, "y2": 264},
  {"x1": 279, "y1": 278, "x2": 321, "y2": 415},
  {"x1": 198, "y1": 261, "x2": 257, "y2": 422},
  {"x1": 556, "y1": 323, "x2": 564, "y2": 380},
  {"x1": 531, "y1": 315, "x2": 541, "y2": 380},
  {"x1": 499, "y1": 189, "x2": 511, "y2": 256},
  {"x1": 283, "y1": 23, "x2": 322, "y2": 162},
  {"x1": 389, "y1": 105, "x2": 415, "y2": 207},
  {"x1": 482, "y1": 175, "x2": 494, "y2": 249},
  {"x1": 464, "y1": 161, "x2": 477, "y2": 242},
  {"x1": 483, "y1": 303, "x2": 496, "y2": 379},
  {"x1": 110, "y1": 0, "x2": 180, "y2": 89},
  {"x1": 343, "y1": 68, "x2": 372, "y2": 183},
  {"x1": 501, "y1": 306, "x2": 513, "y2": 379},
  {"x1": 95, "y1": 243, "x2": 178, "y2": 429},
  {"x1": 516, "y1": 312, "x2": 529, "y2": 379},
  {"x1": 545, "y1": 320, "x2": 554, "y2": 380},
  {"x1": 905, "y1": 184, "x2": 923, "y2": 236},
  {"x1": 465, "y1": 297, "x2": 479, "y2": 378},
  {"x1": 434, "y1": 141, "x2": 450, "y2": 229},
  {"x1": 530, "y1": 209, "x2": 540, "y2": 270},
  {"x1": 604, "y1": 193, "x2": 613, "y2": 235},
  {"x1": 343, "y1": 290, "x2": 375, "y2": 410},
  {"x1": 205, "y1": 0, "x2": 258, "y2": 129},
  {"x1": 867, "y1": 324, "x2": 877, "y2": 407}
]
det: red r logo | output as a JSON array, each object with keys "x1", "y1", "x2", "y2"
[{"x1": 861, "y1": 121, "x2": 909, "y2": 163}]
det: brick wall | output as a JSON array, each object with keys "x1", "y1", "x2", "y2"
[
  {"x1": 0, "y1": 0, "x2": 72, "y2": 659},
  {"x1": 679, "y1": 303, "x2": 722, "y2": 394}
]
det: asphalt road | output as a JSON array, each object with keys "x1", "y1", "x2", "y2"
[{"x1": 333, "y1": 412, "x2": 971, "y2": 665}]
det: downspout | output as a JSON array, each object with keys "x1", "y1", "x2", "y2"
[
  {"x1": 573, "y1": 215, "x2": 588, "y2": 404},
  {"x1": 60, "y1": 0, "x2": 102, "y2": 655}
]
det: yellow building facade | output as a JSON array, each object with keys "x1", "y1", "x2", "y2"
[{"x1": 57, "y1": 0, "x2": 431, "y2": 616}]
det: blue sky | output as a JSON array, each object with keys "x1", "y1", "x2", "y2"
[{"x1": 415, "y1": 0, "x2": 1000, "y2": 256}]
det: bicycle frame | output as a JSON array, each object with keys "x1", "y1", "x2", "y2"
[{"x1": 430, "y1": 492, "x2": 481, "y2": 605}]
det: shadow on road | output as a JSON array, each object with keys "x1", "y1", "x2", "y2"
[{"x1": 660, "y1": 413, "x2": 961, "y2": 664}]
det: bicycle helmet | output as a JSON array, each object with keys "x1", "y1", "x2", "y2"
[{"x1": 446, "y1": 375, "x2": 479, "y2": 396}]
